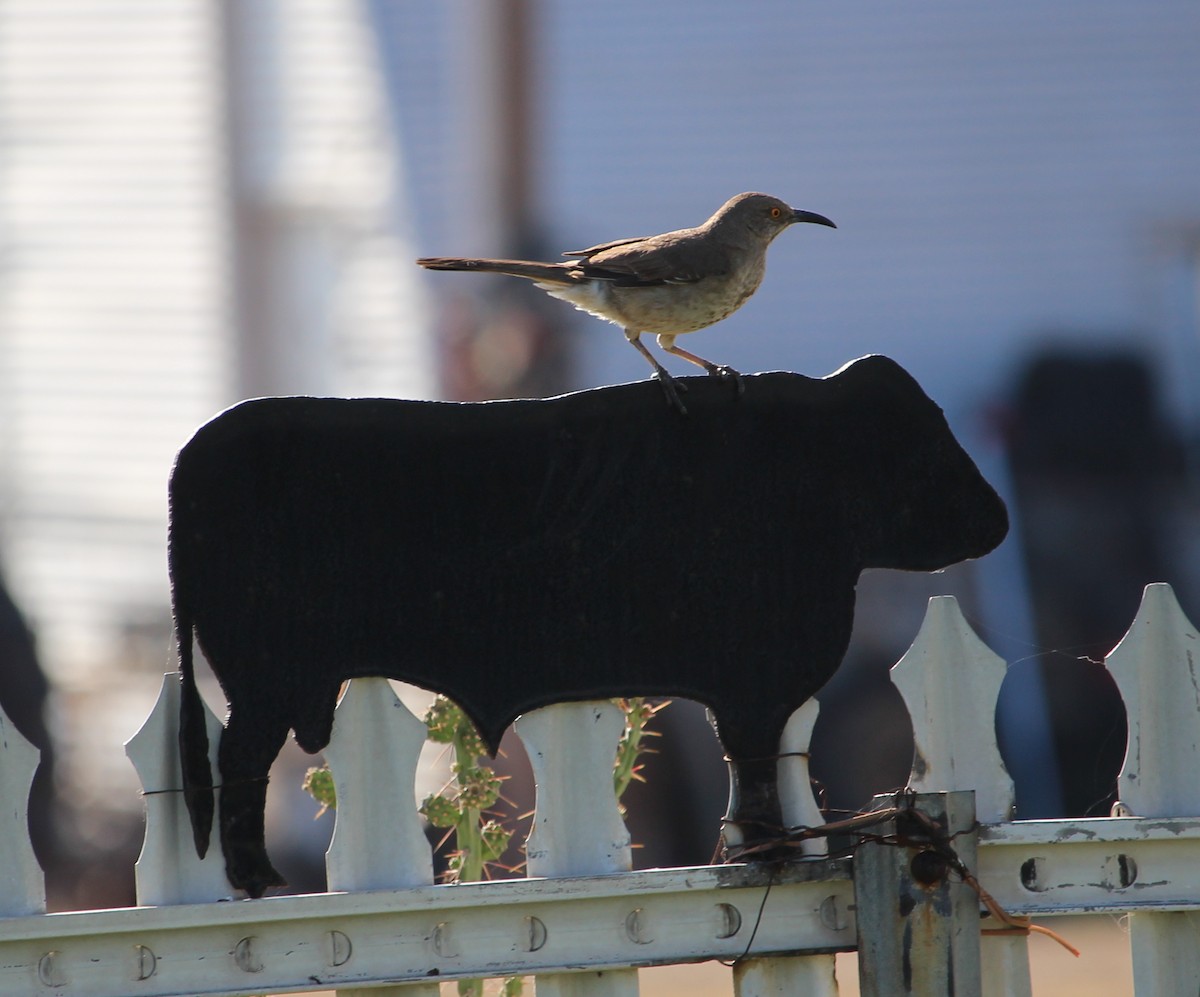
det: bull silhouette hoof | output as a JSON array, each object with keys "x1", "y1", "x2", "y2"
[{"x1": 228, "y1": 852, "x2": 287, "y2": 899}]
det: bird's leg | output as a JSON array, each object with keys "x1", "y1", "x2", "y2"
[
  {"x1": 657, "y1": 335, "x2": 744, "y2": 395},
  {"x1": 626, "y1": 330, "x2": 688, "y2": 415}
]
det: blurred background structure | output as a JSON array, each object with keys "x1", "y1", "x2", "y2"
[{"x1": 0, "y1": 0, "x2": 1198, "y2": 935}]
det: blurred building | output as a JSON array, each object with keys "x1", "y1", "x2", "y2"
[
  {"x1": 0, "y1": 0, "x2": 432, "y2": 905},
  {"x1": 390, "y1": 2, "x2": 1200, "y2": 433},
  {"x1": 0, "y1": 0, "x2": 431, "y2": 681}
]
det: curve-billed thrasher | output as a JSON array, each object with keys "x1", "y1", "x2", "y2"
[{"x1": 417, "y1": 192, "x2": 835, "y2": 412}]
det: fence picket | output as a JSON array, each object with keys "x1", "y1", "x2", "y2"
[
  {"x1": 1108, "y1": 583, "x2": 1200, "y2": 816},
  {"x1": 1106, "y1": 582, "x2": 1200, "y2": 996},
  {"x1": 0, "y1": 700, "x2": 44, "y2": 916},
  {"x1": 516, "y1": 701, "x2": 639, "y2": 997},
  {"x1": 892, "y1": 596, "x2": 1014, "y2": 823},
  {"x1": 891, "y1": 596, "x2": 1030, "y2": 997},
  {"x1": 324, "y1": 678, "x2": 434, "y2": 891},
  {"x1": 324, "y1": 677, "x2": 438, "y2": 997},
  {"x1": 733, "y1": 953, "x2": 840, "y2": 995},
  {"x1": 124, "y1": 672, "x2": 231, "y2": 906},
  {"x1": 778, "y1": 699, "x2": 827, "y2": 858},
  {"x1": 734, "y1": 699, "x2": 842, "y2": 997}
]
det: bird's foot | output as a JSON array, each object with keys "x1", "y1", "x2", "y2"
[
  {"x1": 705, "y1": 363, "x2": 745, "y2": 396},
  {"x1": 655, "y1": 370, "x2": 689, "y2": 416}
]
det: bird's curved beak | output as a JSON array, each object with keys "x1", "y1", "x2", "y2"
[{"x1": 792, "y1": 209, "x2": 836, "y2": 229}]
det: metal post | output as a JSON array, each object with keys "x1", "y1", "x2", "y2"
[{"x1": 853, "y1": 790, "x2": 981, "y2": 997}]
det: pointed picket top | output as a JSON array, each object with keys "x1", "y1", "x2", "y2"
[
  {"x1": 324, "y1": 678, "x2": 434, "y2": 891},
  {"x1": 891, "y1": 596, "x2": 1014, "y2": 824},
  {"x1": 125, "y1": 673, "x2": 232, "y2": 905},
  {"x1": 1107, "y1": 582, "x2": 1200, "y2": 816},
  {"x1": 778, "y1": 699, "x2": 826, "y2": 856},
  {"x1": 0, "y1": 703, "x2": 45, "y2": 915}
]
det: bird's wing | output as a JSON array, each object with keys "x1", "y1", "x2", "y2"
[
  {"x1": 566, "y1": 229, "x2": 724, "y2": 286},
  {"x1": 562, "y1": 236, "x2": 648, "y2": 257}
]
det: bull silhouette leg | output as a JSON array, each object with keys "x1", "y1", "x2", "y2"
[
  {"x1": 218, "y1": 705, "x2": 290, "y2": 897},
  {"x1": 721, "y1": 756, "x2": 787, "y2": 860}
]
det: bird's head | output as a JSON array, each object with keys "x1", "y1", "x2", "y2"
[{"x1": 714, "y1": 192, "x2": 837, "y2": 242}]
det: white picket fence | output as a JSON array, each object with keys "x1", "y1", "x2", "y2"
[{"x1": 0, "y1": 582, "x2": 1198, "y2": 995}]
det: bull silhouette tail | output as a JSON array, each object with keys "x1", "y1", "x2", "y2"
[{"x1": 177, "y1": 612, "x2": 215, "y2": 859}]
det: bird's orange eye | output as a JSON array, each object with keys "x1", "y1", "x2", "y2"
[{"x1": 770, "y1": 206, "x2": 782, "y2": 218}]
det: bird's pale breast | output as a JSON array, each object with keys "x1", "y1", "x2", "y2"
[{"x1": 539, "y1": 258, "x2": 766, "y2": 336}]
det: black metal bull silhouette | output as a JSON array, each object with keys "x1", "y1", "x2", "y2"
[{"x1": 170, "y1": 355, "x2": 1008, "y2": 896}]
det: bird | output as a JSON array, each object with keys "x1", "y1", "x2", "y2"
[{"x1": 416, "y1": 192, "x2": 836, "y2": 413}]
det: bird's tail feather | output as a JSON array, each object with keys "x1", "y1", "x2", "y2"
[{"x1": 416, "y1": 257, "x2": 572, "y2": 284}]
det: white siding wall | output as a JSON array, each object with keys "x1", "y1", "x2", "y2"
[
  {"x1": 0, "y1": 3, "x2": 229, "y2": 677},
  {"x1": 0, "y1": 1, "x2": 432, "y2": 685},
  {"x1": 393, "y1": 1, "x2": 1200, "y2": 429}
]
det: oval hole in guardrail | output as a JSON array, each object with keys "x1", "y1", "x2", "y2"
[{"x1": 1020, "y1": 856, "x2": 1048, "y2": 892}]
